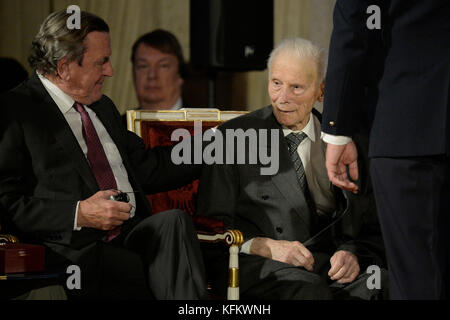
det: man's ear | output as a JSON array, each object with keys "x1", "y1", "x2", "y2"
[
  {"x1": 131, "y1": 67, "x2": 137, "y2": 86},
  {"x1": 317, "y1": 80, "x2": 325, "y2": 102},
  {"x1": 178, "y1": 76, "x2": 184, "y2": 88},
  {"x1": 56, "y1": 57, "x2": 71, "y2": 81}
]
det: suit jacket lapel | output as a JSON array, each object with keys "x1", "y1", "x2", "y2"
[
  {"x1": 264, "y1": 109, "x2": 311, "y2": 228},
  {"x1": 28, "y1": 74, "x2": 99, "y2": 193}
]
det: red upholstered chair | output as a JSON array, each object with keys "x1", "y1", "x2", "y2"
[{"x1": 126, "y1": 108, "x2": 246, "y2": 300}]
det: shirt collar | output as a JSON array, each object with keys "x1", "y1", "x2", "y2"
[
  {"x1": 171, "y1": 97, "x2": 183, "y2": 110},
  {"x1": 37, "y1": 71, "x2": 76, "y2": 114},
  {"x1": 139, "y1": 97, "x2": 183, "y2": 111},
  {"x1": 282, "y1": 112, "x2": 316, "y2": 142}
]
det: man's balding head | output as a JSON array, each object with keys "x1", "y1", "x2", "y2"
[{"x1": 268, "y1": 38, "x2": 325, "y2": 131}]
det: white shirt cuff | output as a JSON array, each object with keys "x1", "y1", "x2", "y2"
[
  {"x1": 320, "y1": 132, "x2": 352, "y2": 145},
  {"x1": 74, "y1": 201, "x2": 82, "y2": 231},
  {"x1": 240, "y1": 238, "x2": 254, "y2": 254}
]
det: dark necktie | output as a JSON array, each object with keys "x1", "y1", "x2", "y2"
[
  {"x1": 285, "y1": 132, "x2": 308, "y2": 193},
  {"x1": 73, "y1": 102, "x2": 117, "y2": 191},
  {"x1": 285, "y1": 132, "x2": 317, "y2": 230},
  {"x1": 73, "y1": 102, "x2": 120, "y2": 241}
]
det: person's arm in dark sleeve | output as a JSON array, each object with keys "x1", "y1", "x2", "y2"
[
  {"x1": 125, "y1": 130, "x2": 202, "y2": 194},
  {"x1": 0, "y1": 96, "x2": 76, "y2": 243},
  {"x1": 107, "y1": 99, "x2": 202, "y2": 195},
  {"x1": 195, "y1": 152, "x2": 239, "y2": 233},
  {"x1": 322, "y1": 0, "x2": 377, "y2": 137}
]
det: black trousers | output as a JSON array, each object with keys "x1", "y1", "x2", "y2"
[
  {"x1": 207, "y1": 252, "x2": 388, "y2": 300},
  {"x1": 371, "y1": 156, "x2": 450, "y2": 299},
  {"x1": 66, "y1": 210, "x2": 209, "y2": 300}
]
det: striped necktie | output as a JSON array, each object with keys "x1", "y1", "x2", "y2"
[{"x1": 285, "y1": 132, "x2": 308, "y2": 192}]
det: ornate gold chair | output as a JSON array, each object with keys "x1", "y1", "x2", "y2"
[
  {"x1": 127, "y1": 108, "x2": 246, "y2": 300},
  {"x1": 0, "y1": 231, "x2": 18, "y2": 245},
  {"x1": 0, "y1": 220, "x2": 18, "y2": 245}
]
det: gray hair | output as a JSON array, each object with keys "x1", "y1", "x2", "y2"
[
  {"x1": 267, "y1": 37, "x2": 325, "y2": 82},
  {"x1": 28, "y1": 10, "x2": 109, "y2": 75}
]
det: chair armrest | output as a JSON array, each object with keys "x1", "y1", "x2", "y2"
[
  {"x1": 197, "y1": 229, "x2": 243, "y2": 247},
  {"x1": 197, "y1": 230, "x2": 243, "y2": 300},
  {"x1": 194, "y1": 216, "x2": 243, "y2": 249},
  {"x1": 194, "y1": 217, "x2": 243, "y2": 300}
]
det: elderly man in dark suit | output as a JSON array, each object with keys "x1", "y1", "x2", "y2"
[
  {"x1": 197, "y1": 37, "x2": 387, "y2": 300},
  {"x1": 0, "y1": 10, "x2": 208, "y2": 300},
  {"x1": 322, "y1": 0, "x2": 450, "y2": 299}
]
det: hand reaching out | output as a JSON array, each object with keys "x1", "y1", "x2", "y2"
[{"x1": 325, "y1": 141, "x2": 359, "y2": 193}]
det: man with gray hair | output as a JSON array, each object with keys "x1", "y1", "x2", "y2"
[
  {"x1": 197, "y1": 37, "x2": 387, "y2": 299},
  {"x1": 0, "y1": 10, "x2": 208, "y2": 299}
]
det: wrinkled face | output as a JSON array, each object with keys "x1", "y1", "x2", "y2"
[
  {"x1": 269, "y1": 52, "x2": 323, "y2": 131},
  {"x1": 65, "y1": 31, "x2": 113, "y2": 105},
  {"x1": 133, "y1": 44, "x2": 183, "y2": 110}
]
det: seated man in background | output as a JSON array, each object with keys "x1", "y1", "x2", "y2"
[
  {"x1": 131, "y1": 29, "x2": 186, "y2": 111},
  {"x1": 0, "y1": 10, "x2": 208, "y2": 300},
  {"x1": 197, "y1": 38, "x2": 388, "y2": 300},
  {"x1": 122, "y1": 29, "x2": 187, "y2": 126}
]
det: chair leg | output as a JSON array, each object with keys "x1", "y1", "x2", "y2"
[{"x1": 227, "y1": 244, "x2": 239, "y2": 300}]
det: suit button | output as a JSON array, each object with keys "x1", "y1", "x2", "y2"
[
  {"x1": 276, "y1": 227, "x2": 283, "y2": 234},
  {"x1": 329, "y1": 121, "x2": 335, "y2": 127}
]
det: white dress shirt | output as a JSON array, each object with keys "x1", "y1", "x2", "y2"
[
  {"x1": 241, "y1": 112, "x2": 336, "y2": 254},
  {"x1": 320, "y1": 132, "x2": 352, "y2": 145},
  {"x1": 37, "y1": 72, "x2": 136, "y2": 230}
]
